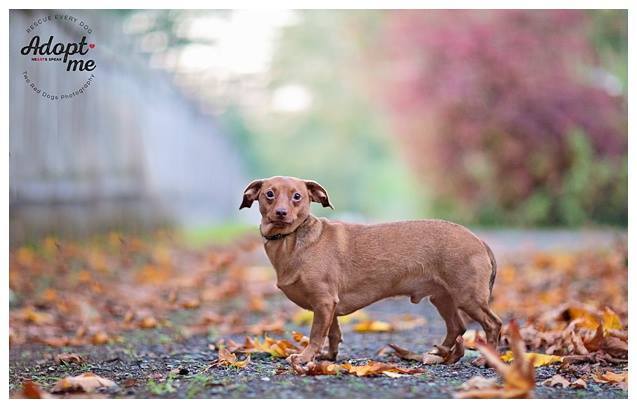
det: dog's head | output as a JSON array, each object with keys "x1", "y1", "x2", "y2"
[{"x1": 239, "y1": 176, "x2": 333, "y2": 236}]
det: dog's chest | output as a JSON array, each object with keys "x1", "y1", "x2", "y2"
[
  {"x1": 276, "y1": 280, "x2": 313, "y2": 310},
  {"x1": 267, "y1": 252, "x2": 314, "y2": 310}
]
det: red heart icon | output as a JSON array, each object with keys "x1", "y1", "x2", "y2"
[{"x1": 89, "y1": 43, "x2": 95, "y2": 49}]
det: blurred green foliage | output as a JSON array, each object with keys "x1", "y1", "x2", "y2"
[
  {"x1": 221, "y1": 12, "x2": 423, "y2": 221},
  {"x1": 218, "y1": 10, "x2": 626, "y2": 226}
]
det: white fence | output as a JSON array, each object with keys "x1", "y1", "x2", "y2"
[{"x1": 10, "y1": 10, "x2": 246, "y2": 244}]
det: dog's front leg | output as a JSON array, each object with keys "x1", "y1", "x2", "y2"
[
  {"x1": 319, "y1": 315, "x2": 341, "y2": 361},
  {"x1": 288, "y1": 298, "x2": 337, "y2": 368}
]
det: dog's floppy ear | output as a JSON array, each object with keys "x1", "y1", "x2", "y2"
[
  {"x1": 239, "y1": 179, "x2": 264, "y2": 209},
  {"x1": 305, "y1": 180, "x2": 334, "y2": 209}
]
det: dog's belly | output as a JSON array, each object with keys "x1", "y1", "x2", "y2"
[{"x1": 335, "y1": 278, "x2": 436, "y2": 316}]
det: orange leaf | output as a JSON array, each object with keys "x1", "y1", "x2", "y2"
[{"x1": 51, "y1": 373, "x2": 117, "y2": 393}]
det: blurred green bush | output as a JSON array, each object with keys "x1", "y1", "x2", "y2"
[{"x1": 222, "y1": 10, "x2": 626, "y2": 227}]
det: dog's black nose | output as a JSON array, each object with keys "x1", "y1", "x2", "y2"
[{"x1": 275, "y1": 208, "x2": 288, "y2": 218}]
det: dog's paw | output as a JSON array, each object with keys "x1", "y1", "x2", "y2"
[
  {"x1": 422, "y1": 353, "x2": 446, "y2": 365},
  {"x1": 286, "y1": 353, "x2": 312, "y2": 373}
]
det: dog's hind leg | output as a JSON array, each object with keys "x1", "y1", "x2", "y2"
[
  {"x1": 459, "y1": 302, "x2": 502, "y2": 348},
  {"x1": 430, "y1": 295, "x2": 466, "y2": 350}
]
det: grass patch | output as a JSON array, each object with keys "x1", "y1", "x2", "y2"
[{"x1": 180, "y1": 223, "x2": 255, "y2": 247}]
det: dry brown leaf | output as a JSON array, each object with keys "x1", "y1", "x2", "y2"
[
  {"x1": 180, "y1": 298, "x2": 200, "y2": 309},
  {"x1": 592, "y1": 370, "x2": 627, "y2": 384},
  {"x1": 54, "y1": 353, "x2": 85, "y2": 364},
  {"x1": 462, "y1": 330, "x2": 485, "y2": 350},
  {"x1": 237, "y1": 335, "x2": 301, "y2": 358},
  {"x1": 139, "y1": 316, "x2": 158, "y2": 329},
  {"x1": 341, "y1": 361, "x2": 424, "y2": 377},
  {"x1": 216, "y1": 348, "x2": 250, "y2": 368},
  {"x1": 51, "y1": 373, "x2": 117, "y2": 393},
  {"x1": 91, "y1": 332, "x2": 109, "y2": 345},
  {"x1": 459, "y1": 376, "x2": 498, "y2": 391},
  {"x1": 387, "y1": 343, "x2": 422, "y2": 361},
  {"x1": 600, "y1": 336, "x2": 628, "y2": 359},
  {"x1": 456, "y1": 320, "x2": 535, "y2": 399},
  {"x1": 303, "y1": 360, "x2": 341, "y2": 376},
  {"x1": 389, "y1": 335, "x2": 464, "y2": 365},
  {"x1": 542, "y1": 374, "x2": 570, "y2": 388}
]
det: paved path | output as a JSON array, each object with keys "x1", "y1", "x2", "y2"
[{"x1": 9, "y1": 229, "x2": 627, "y2": 398}]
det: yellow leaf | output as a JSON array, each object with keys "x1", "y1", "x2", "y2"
[
  {"x1": 292, "y1": 309, "x2": 369, "y2": 326},
  {"x1": 217, "y1": 347, "x2": 250, "y2": 368},
  {"x1": 602, "y1": 307, "x2": 622, "y2": 331},
  {"x1": 567, "y1": 307, "x2": 600, "y2": 330},
  {"x1": 500, "y1": 351, "x2": 563, "y2": 367},
  {"x1": 337, "y1": 310, "x2": 369, "y2": 324},
  {"x1": 354, "y1": 320, "x2": 393, "y2": 333},
  {"x1": 292, "y1": 310, "x2": 314, "y2": 326}
]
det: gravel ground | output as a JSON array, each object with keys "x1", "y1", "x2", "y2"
[
  {"x1": 9, "y1": 229, "x2": 628, "y2": 398},
  {"x1": 9, "y1": 297, "x2": 628, "y2": 398}
]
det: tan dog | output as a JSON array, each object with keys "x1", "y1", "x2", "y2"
[{"x1": 240, "y1": 176, "x2": 501, "y2": 367}]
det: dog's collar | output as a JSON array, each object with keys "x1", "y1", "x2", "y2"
[
  {"x1": 261, "y1": 232, "x2": 291, "y2": 241},
  {"x1": 260, "y1": 216, "x2": 310, "y2": 241}
]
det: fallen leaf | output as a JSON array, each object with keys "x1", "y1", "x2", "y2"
[
  {"x1": 354, "y1": 320, "x2": 393, "y2": 333},
  {"x1": 389, "y1": 336, "x2": 464, "y2": 365},
  {"x1": 592, "y1": 370, "x2": 628, "y2": 384},
  {"x1": 303, "y1": 360, "x2": 341, "y2": 376},
  {"x1": 292, "y1": 310, "x2": 370, "y2": 326},
  {"x1": 462, "y1": 330, "x2": 485, "y2": 350},
  {"x1": 600, "y1": 336, "x2": 628, "y2": 359},
  {"x1": 91, "y1": 332, "x2": 109, "y2": 345},
  {"x1": 51, "y1": 373, "x2": 117, "y2": 393},
  {"x1": 336, "y1": 310, "x2": 369, "y2": 324},
  {"x1": 500, "y1": 351, "x2": 563, "y2": 367},
  {"x1": 388, "y1": 343, "x2": 422, "y2": 361},
  {"x1": 456, "y1": 320, "x2": 535, "y2": 399},
  {"x1": 54, "y1": 353, "x2": 85, "y2": 364},
  {"x1": 292, "y1": 310, "x2": 314, "y2": 326},
  {"x1": 180, "y1": 298, "x2": 200, "y2": 309},
  {"x1": 291, "y1": 331, "x2": 309, "y2": 347},
  {"x1": 459, "y1": 376, "x2": 498, "y2": 391},
  {"x1": 139, "y1": 316, "x2": 158, "y2": 329},
  {"x1": 601, "y1": 307, "x2": 622, "y2": 331},
  {"x1": 566, "y1": 306, "x2": 599, "y2": 330},
  {"x1": 19, "y1": 380, "x2": 52, "y2": 398},
  {"x1": 341, "y1": 361, "x2": 424, "y2": 377},
  {"x1": 542, "y1": 374, "x2": 570, "y2": 388},
  {"x1": 216, "y1": 348, "x2": 250, "y2": 368},
  {"x1": 238, "y1": 335, "x2": 301, "y2": 358},
  {"x1": 22, "y1": 307, "x2": 54, "y2": 325},
  {"x1": 391, "y1": 314, "x2": 426, "y2": 331}
]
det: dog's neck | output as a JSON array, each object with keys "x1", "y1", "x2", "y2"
[
  {"x1": 260, "y1": 217, "x2": 304, "y2": 241},
  {"x1": 262, "y1": 213, "x2": 322, "y2": 255},
  {"x1": 261, "y1": 214, "x2": 323, "y2": 287}
]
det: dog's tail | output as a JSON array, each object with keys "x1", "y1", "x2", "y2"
[{"x1": 481, "y1": 240, "x2": 497, "y2": 300}]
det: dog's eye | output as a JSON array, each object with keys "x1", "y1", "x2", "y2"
[
  {"x1": 292, "y1": 192, "x2": 302, "y2": 201},
  {"x1": 265, "y1": 191, "x2": 275, "y2": 199}
]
